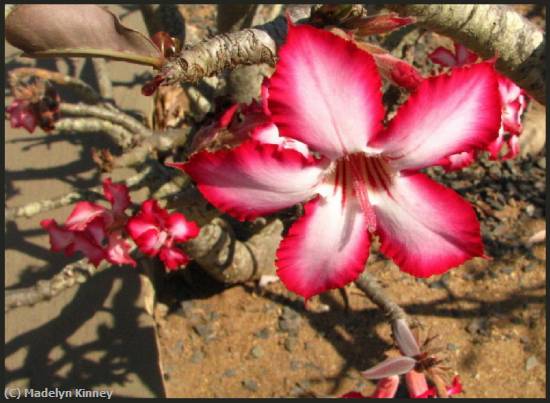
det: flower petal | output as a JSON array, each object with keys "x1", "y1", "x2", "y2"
[
  {"x1": 65, "y1": 201, "x2": 106, "y2": 231},
  {"x1": 182, "y1": 140, "x2": 328, "y2": 221},
  {"x1": 72, "y1": 233, "x2": 106, "y2": 267},
  {"x1": 370, "y1": 376, "x2": 400, "y2": 398},
  {"x1": 106, "y1": 233, "x2": 136, "y2": 267},
  {"x1": 40, "y1": 218, "x2": 74, "y2": 252},
  {"x1": 102, "y1": 178, "x2": 130, "y2": 215},
  {"x1": 437, "y1": 150, "x2": 476, "y2": 172},
  {"x1": 159, "y1": 246, "x2": 189, "y2": 271},
  {"x1": 405, "y1": 370, "x2": 430, "y2": 398},
  {"x1": 268, "y1": 23, "x2": 384, "y2": 159},
  {"x1": 454, "y1": 42, "x2": 478, "y2": 66},
  {"x1": 134, "y1": 228, "x2": 164, "y2": 256},
  {"x1": 372, "y1": 173, "x2": 484, "y2": 277},
  {"x1": 166, "y1": 212, "x2": 200, "y2": 242},
  {"x1": 428, "y1": 47, "x2": 457, "y2": 67},
  {"x1": 276, "y1": 192, "x2": 371, "y2": 299},
  {"x1": 126, "y1": 215, "x2": 157, "y2": 242},
  {"x1": 371, "y1": 62, "x2": 501, "y2": 171}
]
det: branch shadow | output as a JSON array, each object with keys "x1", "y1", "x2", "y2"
[{"x1": 4, "y1": 267, "x2": 165, "y2": 397}]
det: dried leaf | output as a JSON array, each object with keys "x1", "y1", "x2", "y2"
[{"x1": 6, "y1": 5, "x2": 163, "y2": 67}]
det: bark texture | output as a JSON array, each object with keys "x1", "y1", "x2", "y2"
[{"x1": 387, "y1": 4, "x2": 546, "y2": 104}]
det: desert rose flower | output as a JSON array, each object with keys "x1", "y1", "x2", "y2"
[
  {"x1": 180, "y1": 23, "x2": 501, "y2": 299},
  {"x1": 126, "y1": 200, "x2": 199, "y2": 271},
  {"x1": 41, "y1": 178, "x2": 135, "y2": 267},
  {"x1": 429, "y1": 43, "x2": 529, "y2": 169}
]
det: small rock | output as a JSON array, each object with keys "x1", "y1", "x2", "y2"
[
  {"x1": 278, "y1": 309, "x2": 302, "y2": 335},
  {"x1": 174, "y1": 340, "x2": 184, "y2": 354},
  {"x1": 250, "y1": 345, "x2": 264, "y2": 359},
  {"x1": 429, "y1": 280, "x2": 447, "y2": 289},
  {"x1": 500, "y1": 267, "x2": 514, "y2": 275},
  {"x1": 467, "y1": 317, "x2": 489, "y2": 335},
  {"x1": 154, "y1": 303, "x2": 170, "y2": 320},
  {"x1": 209, "y1": 311, "x2": 221, "y2": 321},
  {"x1": 223, "y1": 368, "x2": 237, "y2": 377},
  {"x1": 254, "y1": 327, "x2": 270, "y2": 339},
  {"x1": 447, "y1": 343, "x2": 459, "y2": 352},
  {"x1": 525, "y1": 355, "x2": 539, "y2": 371},
  {"x1": 525, "y1": 204, "x2": 536, "y2": 217},
  {"x1": 523, "y1": 263, "x2": 536, "y2": 273},
  {"x1": 519, "y1": 335, "x2": 530, "y2": 345},
  {"x1": 193, "y1": 323, "x2": 216, "y2": 341},
  {"x1": 290, "y1": 360, "x2": 301, "y2": 371},
  {"x1": 536, "y1": 158, "x2": 546, "y2": 169},
  {"x1": 191, "y1": 350, "x2": 204, "y2": 363},
  {"x1": 284, "y1": 337, "x2": 298, "y2": 352},
  {"x1": 242, "y1": 379, "x2": 259, "y2": 392},
  {"x1": 178, "y1": 300, "x2": 195, "y2": 318}
]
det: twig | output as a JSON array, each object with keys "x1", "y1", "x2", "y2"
[
  {"x1": 386, "y1": 4, "x2": 546, "y2": 104},
  {"x1": 91, "y1": 58, "x2": 114, "y2": 102},
  {"x1": 54, "y1": 117, "x2": 134, "y2": 149},
  {"x1": 8, "y1": 67, "x2": 102, "y2": 104},
  {"x1": 5, "y1": 165, "x2": 154, "y2": 221},
  {"x1": 60, "y1": 103, "x2": 150, "y2": 138},
  {"x1": 354, "y1": 272, "x2": 408, "y2": 323},
  {"x1": 5, "y1": 253, "x2": 119, "y2": 312}
]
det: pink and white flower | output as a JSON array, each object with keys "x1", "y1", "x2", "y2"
[
  {"x1": 179, "y1": 23, "x2": 501, "y2": 298},
  {"x1": 429, "y1": 43, "x2": 529, "y2": 169},
  {"x1": 126, "y1": 199, "x2": 199, "y2": 271},
  {"x1": 41, "y1": 178, "x2": 135, "y2": 267}
]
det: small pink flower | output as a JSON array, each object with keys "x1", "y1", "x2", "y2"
[
  {"x1": 41, "y1": 178, "x2": 135, "y2": 267},
  {"x1": 7, "y1": 99, "x2": 38, "y2": 133},
  {"x1": 179, "y1": 23, "x2": 501, "y2": 299},
  {"x1": 126, "y1": 199, "x2": 199, "y2": 271},
  {"x1": 428, "y1": 42, "x2": 478, "y2": 68},
  {"x1": 429, "y1": 43, "x2": 529, "y2": 168}
]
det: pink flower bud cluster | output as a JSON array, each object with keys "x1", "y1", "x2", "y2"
[{"x1": 41, "y1": 178, "x2": 199, "y2": 271}]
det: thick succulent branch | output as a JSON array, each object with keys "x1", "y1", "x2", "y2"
[
  {"x1": 54, "y1": 118, "x2": 134, "y2": 149},
  {"x1": 160, "y1": 6, "x2": 311, "y2": 85},
  {"x1": 60, "y1": 103, "x2": 149, "y2": 138},
  {"x1": 184, "y1": 218, "x2": 283, "y2": 284},
  {"x1": 386, "y1": 4, "x2": 546, "y2": 104}
]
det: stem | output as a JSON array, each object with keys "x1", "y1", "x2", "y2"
[
  {"x1": 354, "y1": 272, "x2": 408, "y2": 322},
  {"x1": 8, "y1": 67, "x2": 102, "y2": 104},
  {"x1": 91, "y1": 58, "x2": 114, "y2": 102},
  {"x1": 5, "y1": 166, "x2": 154, "y2": 221},
  {"x1": 386, "y1": 4, "x2": 546, "y2": 104}
]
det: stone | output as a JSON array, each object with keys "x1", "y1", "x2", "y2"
[
  {"x1": 525, "y1": 355, "x2": 539, "y2": 371},
  {"x1": 242, "y1": 379, "x2": 259, "y2": 392},
  {"x1": 250, "y1": 346, "x2": 264, "y2": 359}
]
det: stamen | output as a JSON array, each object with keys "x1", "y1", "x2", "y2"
[{"x1": 348, "y1": 155, "x2": 377, "y2": 233}]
